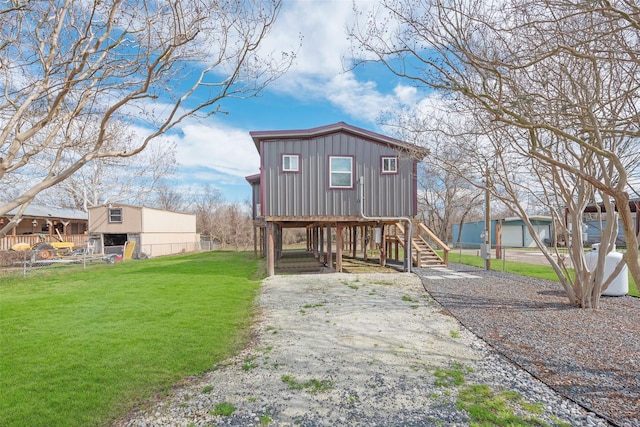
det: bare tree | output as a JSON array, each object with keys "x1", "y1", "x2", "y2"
[
  {"x1": 36, "y1": 139, "x2": 178, "y2": 210},
  {"x1": 282, "y1": 228, "x2": 307, "y2": 246},
  {"x1": 416, "y1": 147, "x2": 484, "y2": 243},
  {"x1": 191, "y1": 185, "x2": 224, "y2": 240},
  {"x1": 350, "y1": 0, "x2": 640, "y2": 307},
  {"x1": 223, "y1": 202, "x2": 253, "y2": 251},
  {"x1": 405, "y1": 105, "x2": 623, "y2": 308},
  {"x1": 152, "y1": 182, "x2": 188, "y2": 213},
  {"x1": 0, "y1": 0, "x2": 294, "y2": 236},
  {"x1": 485, "y1": 123, "x2": 623, "y2": 308},
  {"x1": 386, "y1": 102, "x2": 500, "y2": 245}
]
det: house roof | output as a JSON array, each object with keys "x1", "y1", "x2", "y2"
[
  {"x1": 249, "y1": 122, "x2": 429, "y2": 158},
  {"x1": 583, "y1": 198, "x2": 640, "y2": 213},
  {"x1": 502, "y1": 215, "x2": 553, "y2": 223},
  {"x1": 5, "y1": 205, "x2": 88, "y2": 220},
  {"x1": 87, "y1": 203, "x2": 143, "y2": 212},
  {"x1": 245, "y1": 173, "x2": 260, "y2": 184},
  {"x1": 87, "y1": 203, "x2": 192, "y2": 216}
]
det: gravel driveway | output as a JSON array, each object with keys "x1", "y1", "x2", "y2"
[
  {"x1": 419, "y1": 264, "x2": 639, "y2": 427},
  {"x1": 115, "y1": 271, "x2": 614, "y2": 427}
]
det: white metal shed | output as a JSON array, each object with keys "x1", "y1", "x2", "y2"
[{"x1": 88, "y1": 204, "x2": 200, "y2": 257}]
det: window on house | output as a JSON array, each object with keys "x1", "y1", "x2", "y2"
[
  {"x1": 108, "y1": 208, "x2": 122, "y2": 223},
  {"x1": 329, "y1": 156, "x2": 353, "y2": 188},
  {"x1": 381, "y1": 156, "x2": 398, "y2": 174},
  {"x1": 282, "y1": 154, "x2": 299, "y2": 172}
]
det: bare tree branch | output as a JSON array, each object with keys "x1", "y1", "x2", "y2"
[
  {"x1": 1, "y1": 0, "x2": 295, "y2": 234},
  {"x1": 351, "y1": 0, "x2": 639, "y2": 307}
]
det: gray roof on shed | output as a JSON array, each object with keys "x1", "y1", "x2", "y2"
[{"x1": 5, "y1": 205, "x2": 88, "y2": 220}]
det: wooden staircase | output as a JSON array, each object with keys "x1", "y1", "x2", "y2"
[
  {"x1": 411, "y1": 234, "x2": 447, "y2": 267},
  {"x1": 394, "y1": 223, "x2": 449, "y2": 268}
]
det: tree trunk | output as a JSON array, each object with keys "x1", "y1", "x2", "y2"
[{"x1": 614, "y1": 192, "x2": 640, "y2": 289}]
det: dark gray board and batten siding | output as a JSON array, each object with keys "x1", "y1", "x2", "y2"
[{"x1": 260, "y1": 132, "x2": 417, "y2": 218}]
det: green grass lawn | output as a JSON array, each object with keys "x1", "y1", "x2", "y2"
[
  {"x1": 449, "y1": 253, "x2": 639, "y2": 297},
  {"x1": 0, "y1": 251, "x2": 263, "y2": 427}
]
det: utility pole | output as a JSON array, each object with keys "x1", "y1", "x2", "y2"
[{"x1": 484, "y1": 167, "x2": 491, "y2": 271}]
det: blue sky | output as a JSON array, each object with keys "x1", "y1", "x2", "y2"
[
  {"x1": 161, "y1": 0, "x2": 640, "y2": 207},
  {"x1": 166, "y1": 0, "x2": 422, "y2": 204}
]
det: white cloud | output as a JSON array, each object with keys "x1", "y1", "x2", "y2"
[
  {"x1": 172, "y1": 122, "x2": 260, "y2": 178},
  {"x1": 324, "y1": 72, "x2": 396, "y2": 122},
  {"x1": 257, "y1": 1, "x2": 419, "y2": 126},
  {"x1": 163, "y1": 120, "x2": 260, "y2": 203},
  {"x1": 322, "y1": 73, "x2": 424, "y2": 124},
  {"x1": 264, "y1": 1, "x2": 364, "y2": 80},
  {"x1": 394, "y1": 85, "x2": 418, "y2": 105},
  {"x1": 261, "y1": 3, "x2": 377, "y2": 101},
  {"x1": 129, "y1": 120, "x2": 259, "y2": 202},
  {"x1": 130, "y1": 119, "x2": 260, "y2": 178}
]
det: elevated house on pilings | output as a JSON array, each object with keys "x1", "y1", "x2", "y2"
[{"x1": 245, "y1": 122, "x2": 450, "y2": 276}]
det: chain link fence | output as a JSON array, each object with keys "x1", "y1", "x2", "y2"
[
  {"x1": 1, "y1": 241, "x2": 210, "y2": 279},
  {"x1": 449, "y1": 241, "x2": 571, "y2": 270},
  {"x1": 0, "y1": 249, "x2": 118, "y2": 279}
]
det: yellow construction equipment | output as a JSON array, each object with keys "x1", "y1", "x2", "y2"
[{"x1": 11, "y1": 230, "x2": 75, "y2": 261}]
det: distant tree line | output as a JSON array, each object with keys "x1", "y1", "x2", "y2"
[{"x1": 154, "y1": 184, "x2": 254, "y2": 251}]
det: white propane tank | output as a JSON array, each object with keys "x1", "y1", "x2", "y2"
[{"x1": 585, "y1": 244, "x2": 628, "y2": 296}]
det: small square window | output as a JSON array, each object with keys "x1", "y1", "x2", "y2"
[
  {"x1": 381, "y1": 156, "x2": 398, "y2": 174},
  {"x1": 108, "y1": 208, "x2": 122, "y2": 223},
  {"x1": 282, "y1": 154, "x2": 299, "y2": 172}
]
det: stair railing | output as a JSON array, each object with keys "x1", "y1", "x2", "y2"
[
  {"x1": 395, "y1": 222, "x2": 443, "y2": 267},
  {"x1": 381, "y1": 223, "x2": 451, "y2": 268},
  {"x1": 415, "y1": 223, "x2": 450, "y2": 266},
  {"x1": 411, "y1": 238, "x2": 423, "y2": 267},
  {"x1": 393, "y1": 223, "x2": 418, "y2": 265}
]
